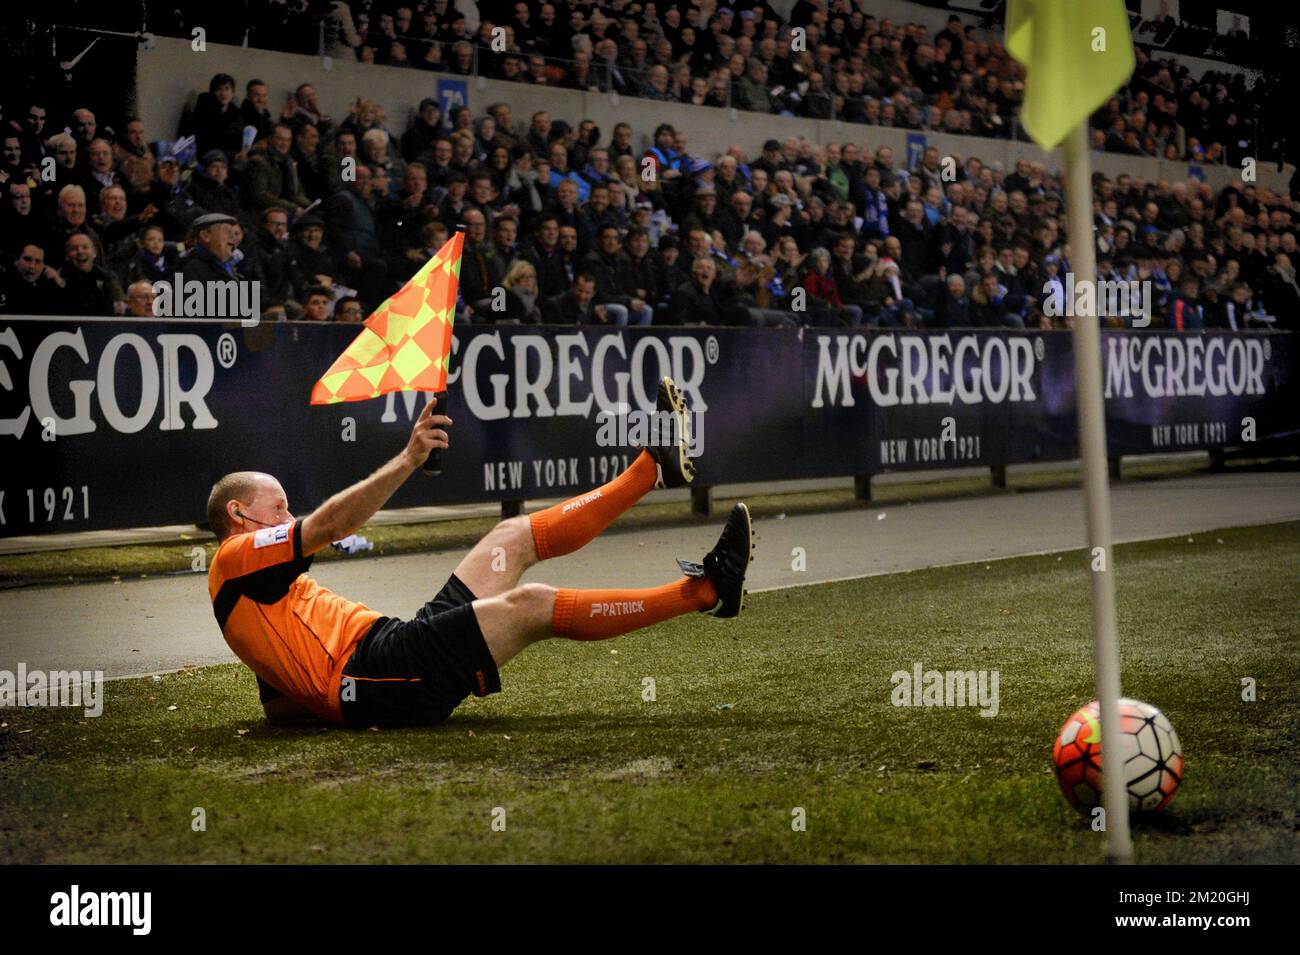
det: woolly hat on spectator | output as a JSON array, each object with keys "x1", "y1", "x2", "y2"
[
  {"x1": 293, "y1": 215, "x2": 326, "y2": 232},
  {"x1": 762, "y1": 139, "x2": 781, "y2": 153},
  {"x1": 200, "y1": 150, "x2": 228, "y2": 168}
]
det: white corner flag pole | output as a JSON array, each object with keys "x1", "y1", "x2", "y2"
[{"x1": 1063, "y1": 122, "x2": 1133, "y2": 864}]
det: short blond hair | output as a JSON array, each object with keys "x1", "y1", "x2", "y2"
[
  {"x1": 206, "y1": 471, "x2": 272, "y2": 539},
  {"x1": 502, "y1": 259, "x2": 536, "y2": 290}
]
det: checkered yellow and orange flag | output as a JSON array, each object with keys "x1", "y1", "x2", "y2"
[{"x1": 310, "y1": 231, "x2": 463, "y2": 404}]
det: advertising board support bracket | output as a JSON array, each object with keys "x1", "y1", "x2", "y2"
[
  {"x1": 691, "y1": 486, "x2": 711, "y2": 517},
  {"x1": 1208, "y1": 448, "x2": 1226, "y2": 472},
  {"x1": 1108, "y1": 456, "x2": 1122, "y2": 481},
  {"x1": 990, "y1": 465, "x2": 1007, "y2": 489},
  {"x1": 501, "y1": 500, "x2": 524, "y2": 519},
  {"x1": 854, "y1": 473, "x2": 872, "y2": 503}
]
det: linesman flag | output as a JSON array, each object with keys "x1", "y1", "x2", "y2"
[
  {"x1": 310, "y1": 230, "x2": 464, "y2": 404},
  {"x1": 1006, "y1": 0, "x2": 1135, "y2": 150}
]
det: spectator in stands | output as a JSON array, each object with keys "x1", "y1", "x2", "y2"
[
  {"x1": 361, "y1": 129, "x2": 405, "y2": 194},
  {"x1": 801, "y1": 247, "x2": 863, "y2": 327},
  {"x1": 60, "y1": 233, "x2": 124, "y2": 316},
  {"x1": 1168, "y1": 277, "x2": 1205, "y2": 331},
  {"x1": 672, "y1": 256, "x2": 729, "y2": 325},
  {"x1": 830, "y1": 233, "x2": 873, "y2": 315},
  {"x1": 241, "y1": 79, "x2": 275, "y2": 145},
  {"x1": 70, "y1": 109, "x2": 98, "y2": 166},
  {"x1": 301, "y1": 286, "x2": 333, "y2": 321},
  {"x1": 522, "y1": 213, "x2": 567, "y2": 298},
  {"x1": 44, "y1": 132, "x2": 81, "y2": 197},
  {"x1": 124, "y1": 280, "x2": 157, "y2": 318},
  {"x1": 335, "y1": 296, "x2": 365, "y2": 323},
  {"x1": 459, "y1": 208, "x2": 500, "y2": 311},
  {"x1": 3, "y1": 180, "x2": 49, "y2": 261},
  {"x1": 81, "y1": 139, "x2": 123, "y2": 214},
  {"x1": 124, "y1": 223, "x2": 179, "y2": 287},
  {"x1": 284, "y1": 83, "x2": 334, "y2": 139},
  {"x1": 52, "y1": 184, "x2": 104, "y2": 261},
  {"x1": 1263, "y1": 254, "x2": 1300, "y2": 329},
  {"x1": 492, "y1": 259, "x2": 542, "y2": 324},
  {"x1": 324, "y1": 165, "x2": 389, "y2": 303},
  {"x1": 187, "y1": 73, "x2": 245, "y2": 161},
  {"x1": 583, "y1": 224, "x2": 651, "y2": 326},
  {"x1": 94, "y1": 184, "x2": 150, "y2": 277},
  {"x1": 142, "y1": 152, "x2": 201, "y2": 241},
  {"x1": 543, "y1": 271, "x2": 604, "y2": 324},
  {"x1": 729, "y1": 258, "x2": 798, "y2": 328},
  {"x1": 246, "y1": 124, "x2": 310, "y2": 217},
  {"x1": 113, "y1": 119, "x2": 156, "y2": 206},
  {"x1": 931, "y1": 273, "x2": 972, "y2": 328},
  {"x1": 402, "y1": 98, "x2": 445, "y2": 162},
  {"x1": 3, "y1": 129, "x2": 23, "y2": 182},
  {"x1": 970, "y1": 271, "x2": 1024, "y2": 328},
  {"x1": 289, "y1": 215, "x2": 339, "y2": 300},
  {"x1": 4, "y1": 129, "x2": 25, "y2": 182},
  {"x1": 190, "y1": 151, "x2": 240, "y2": 219},
  {"x1": 0, "y1": 244, "x2": 62, "y2": 315},
  {"x1": 489, "y1": 213, "x2": 518, "y2": 263},
  {"x1": 316, "y1": 129, "x2": 356, "y2": 196},
  {"x1": 19, "y1": 102, "x2": 48, "y2": 165},
  {"x1": 293, "y1": 124, "x2": 329, "y2": 201},
  {"x1": 180, "y1": 212, "x2": 246, "y2": 284},
  {"x1": 239, "y1": 207, "x2": 295, "y2": 307}
]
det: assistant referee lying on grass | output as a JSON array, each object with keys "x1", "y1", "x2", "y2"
[{"x1": 205, "y1": 378, "x2": 753, "y2": 728}]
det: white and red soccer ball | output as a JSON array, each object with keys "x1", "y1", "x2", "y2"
[{"x1": 1052, "y1": 698, "x2": 1184, "y2": 814}]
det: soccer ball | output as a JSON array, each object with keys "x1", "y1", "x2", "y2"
[{"x1": 1052, "y1": 698, "x2": 1184, "y2": 814}]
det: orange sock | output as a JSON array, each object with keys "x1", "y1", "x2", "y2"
[
  {"x1": 529, "y1": 451, "x2": 658, "y2": 560},
  {"x1": 551, "y1": 577, "x2": 719, "y2": 641}
]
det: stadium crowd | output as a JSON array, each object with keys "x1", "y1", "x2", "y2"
[
  {"x1": 1, "y1": 6, "x2": 1296, "y2": 330},
  {"x1": 158, "y1": 0, "x2": 1279, "y2": 168}
]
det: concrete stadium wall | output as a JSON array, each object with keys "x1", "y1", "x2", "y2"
[{"x1": 136, "y1": 37, "x2": 1291, "y2": 195}]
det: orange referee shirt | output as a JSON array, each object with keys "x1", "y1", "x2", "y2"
[{"x1": 208, "y1": 520, "x2": 382, "y2": 724}]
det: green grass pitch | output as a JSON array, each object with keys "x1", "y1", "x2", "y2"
[{"x1": 2, "y1": 522, "x2": 1296, "y2": 864}]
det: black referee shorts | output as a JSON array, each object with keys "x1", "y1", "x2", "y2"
[{"x1": 339, "y1": 573, "x2": 502, "y2": 728}]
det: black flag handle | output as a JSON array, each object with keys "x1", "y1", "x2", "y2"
[
  {"x1": 422, "y1": 391, "x2": 448, "y2": 475},
  {"x1": 423, "y1": 226, "x2": 464, "y2": 476}
]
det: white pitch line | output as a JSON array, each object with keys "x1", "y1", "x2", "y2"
[{"x1": 743, "y1": 516, "x2": 1296, "y2": 593}]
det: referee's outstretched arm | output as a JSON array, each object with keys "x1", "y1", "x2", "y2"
[{"x1": 300, "y1": 396, "x2": 451, "y2": 556}]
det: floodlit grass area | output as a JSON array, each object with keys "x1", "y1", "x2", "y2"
[
  {"x1": 0, "y1": 455, "x2": 1228, "y2": 588},
  {"x1": 2, "y1": 521, "x2": 1296, "y2": 864}
]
